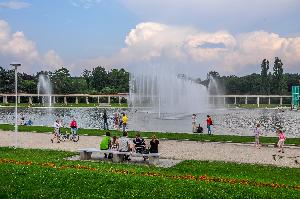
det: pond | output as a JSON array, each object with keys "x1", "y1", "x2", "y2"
[{"x1": 0, "y1": 107, "x2": 299, "y2": 137}]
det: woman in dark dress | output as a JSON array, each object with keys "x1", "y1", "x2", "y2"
[{"x1": 150, "y1": 135, "x2": 159, "y2": 153}]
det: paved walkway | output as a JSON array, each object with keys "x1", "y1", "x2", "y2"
[{"x1": 0, "y1": 131, "x2": 299, "y2": 168}]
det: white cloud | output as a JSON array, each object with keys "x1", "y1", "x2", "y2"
[
  {"x1": 43, "y1": 50, "x2": 64, "y2": 70},
  {"x1": 70, "y1": 0, "x2": 102, "y2": 9},
  {"x1": 0, "y1": 19, "x2": 64, "y2": 73},
  {"x1": 86, "y1": 22, "x2": 300, "y2": 76},
  {"x1": 0, "y1": 1, "x2": 30, "y2": 9}
]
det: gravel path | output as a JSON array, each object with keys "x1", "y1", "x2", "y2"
[{"x1": 1, "y1": 131, "x2": 299, "y2": 168}]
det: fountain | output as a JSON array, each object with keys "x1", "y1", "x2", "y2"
[
  {"x1": 37, "y1": 74, "x2": 52, "y2": 107},
  {"x1": 129, "y1": 64, "x2": 210, "y2": 117}
]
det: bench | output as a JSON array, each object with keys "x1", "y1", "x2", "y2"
[{"x1": 78, "y1": 148, "x2": 160, "y2": 165}]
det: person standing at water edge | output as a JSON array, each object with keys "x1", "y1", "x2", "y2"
[
  {"x1": 114, "y1": 112, "x2": 120, "y2": 130},
  {"x1": 192, "y1": 114, "x2": 197, "y2": 133},
  {"x1": 206, "y1": 115, "x2": 213, "y2": 135},
  {"x1": 103, "y1": 110, "x2": 108, "y2": 130},
  {"x1": 253, "y1": 123, "x2": 261, "y2": 148},
  {"x1": 122, "y1": 113, "x2": 128, "y2": 132}
]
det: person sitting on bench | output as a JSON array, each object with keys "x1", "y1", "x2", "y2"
[
  {"x1": 100, "y1": 132, "x2": 111, "y2": 159},
  {"x1": 133, "y1": 132, "x2": 146, "y2": 153},
  {"x1": 119, "y1": 131, "x2": 132, "y2": 160}
]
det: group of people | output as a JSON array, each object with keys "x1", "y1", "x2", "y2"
[
  {"x1": 51, "y1": 118, "x2": 78, "y2": 143},
  {"x1": 253, "y1": 123, "x2": 286, "y2": 153},
  {"x1": 193, "y1": 114, "x2": 287, "y2": 152},
  {"x1": 103, "y1": 111, "x2": 128, "y2": 132},
  {"x1": 192, "y1": 114, "x2": 213, "y2": 135},
  {"x1": 100, "y1": 131, "x2": 159, "y2": 161}
]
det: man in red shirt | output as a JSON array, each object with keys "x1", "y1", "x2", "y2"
[{"x1": 206, "y1": 115, "x2": 213, "y2": 135}]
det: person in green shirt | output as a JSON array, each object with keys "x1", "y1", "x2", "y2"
[{"x1": 100, "y1": 132, "x2": 111, "y2": 158}]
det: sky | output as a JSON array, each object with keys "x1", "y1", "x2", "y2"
[{"x1": 0, "y1": 0, "x2": 300, "y2": 78}]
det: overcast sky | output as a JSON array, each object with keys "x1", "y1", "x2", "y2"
[{"x1": 0, "y1": 0, "x2": 299, "y2": 78}]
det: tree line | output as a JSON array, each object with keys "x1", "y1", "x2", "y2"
[
  {"x1": 0, "y1": 66, "x2": 129, "y2": 94},
  {"x1": 202, "y1": 57, "x2": 300, "y2": 95},
  {"x1": 0, "y1": 57, "x2": 299, "y2": 95}
]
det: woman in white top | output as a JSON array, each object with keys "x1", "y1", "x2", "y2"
[{"x1": 51, "y1": 120, "x2": 62, "y2": 143}]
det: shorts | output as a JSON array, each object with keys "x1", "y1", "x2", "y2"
[{"x1": 277, "y1": 139, "x2": 285, "y2": 147}]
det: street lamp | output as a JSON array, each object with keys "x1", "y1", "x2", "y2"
[{"x1": 10, "y1": 62, "x2": 21, "y2": 148}]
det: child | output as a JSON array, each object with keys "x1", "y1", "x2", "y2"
[
  {"x1": 254, "y1": 123, "x2": 261, "y2": 148},
  {"x1": 277, "y1": 129, "x2": 286, "y2": 153},
  {"x1": 110, "y1": 136, "x2": 119, "y2": 151}
]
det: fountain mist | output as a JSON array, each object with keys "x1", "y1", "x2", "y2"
[
  {"x1": 37, "y1": 74, "x2": 52, "y2": 107},
  {"x1": 129, "y1": 64, "x2": 210, "y2": 116}
]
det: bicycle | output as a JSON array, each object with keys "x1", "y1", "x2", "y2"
[{"x1": 59, "y1": 129, "x2": 79, "y2": 142}]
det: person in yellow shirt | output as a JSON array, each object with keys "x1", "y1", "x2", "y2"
[{"x1": 122, "y1": 113, "x2": 128, "y2": 132}]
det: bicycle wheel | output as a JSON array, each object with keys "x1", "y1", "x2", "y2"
[
  {"x1": 72, "y1": 134, "x2": 79, "y2": 142},
  {"x1": 59, "y1": 134, "x2": 67, "y2": 142}
]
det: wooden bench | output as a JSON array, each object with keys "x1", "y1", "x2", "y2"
[{"x1": 78, "y1": 148, "x2": 160, "y2": 165}]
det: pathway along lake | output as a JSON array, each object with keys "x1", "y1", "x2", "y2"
[{"x1": 0, "y1": 107, "x2": 299, "y2": 137}]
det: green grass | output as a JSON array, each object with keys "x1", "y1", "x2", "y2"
[
  {"x1": 0, "y1": 103, "x2": 128, "y2": 108},
  {"x1": 1, "y1": 123, "x2": 300, "y2": 146},
  {"x1": 0, "y1": 147, "x2": 299, "y2": 198}
]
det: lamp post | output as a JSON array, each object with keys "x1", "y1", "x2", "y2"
[{"x1": 10, "y1": 62, "x2": 21, "y2": 148}]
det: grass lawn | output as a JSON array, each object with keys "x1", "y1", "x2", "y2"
[
  {"x1": 1, "y1": 124, "x2": 300, "y2": 146},
  {"x1": 0, "y1": 147, "x2": 299, "y2": 198}
]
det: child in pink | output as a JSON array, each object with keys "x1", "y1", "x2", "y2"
[{"x1": 277, "y1": 129, "x2": 286, "y2": 153}]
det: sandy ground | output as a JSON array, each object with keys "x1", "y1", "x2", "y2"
[{"x1": 0, "y1": 131, "x2": 299, "y2": 168}]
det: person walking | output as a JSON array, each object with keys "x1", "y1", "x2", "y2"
[
  {"x1": 277, "y1": 129, "x2": 286, "y2": 153},
  {"x1": 206, "y1": 115, "x2": 213, "y2": 135},
  {"x1": 51, "y1": 119, "x2": 62, "y2": 143},
  {"x1": 103, "y1": 110, "x2": 108, "y2": 130}
]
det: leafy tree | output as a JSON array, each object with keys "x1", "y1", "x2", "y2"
[
  {"x1": 272, "y1": 57, "x2": 287, "y2": 94},
  {"x1": 260, "y1": 59, "x2": 270, "y2": 94},
  {"x1": 82, "y1": 69, "x2": 91, "y2": 91},
  {"x1": 50, "y1": 67, "x2": 72, "y2": 94},
  {"x1": 90, "y1": 66, "x2": 108, "y2": 93}
]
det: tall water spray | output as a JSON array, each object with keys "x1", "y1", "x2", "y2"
[
  {"x1": 129, "y1": 65, "x2": 210, "y2": 116},
  {"x1": 37, "y1": 74, "x2": 52, "y2": 107}
]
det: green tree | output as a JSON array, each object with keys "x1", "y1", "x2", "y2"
[
  {"x1": 81, "y1": 69, "x2": 91, "y2": 91},
  {"x1": 50, "y1": 67, "x2": 72, "y2": 94},
  {"x1": 260, "y1": 59, "x2": 270, "y2": 94},
  {"x1": 272, "y1": 57, "x2": 287, "y2": 94},
  {"x1": 90, "y1": 66, "x2": 108, "y2": 93}
]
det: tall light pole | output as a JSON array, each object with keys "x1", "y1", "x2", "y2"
[{"x1": 10, "y1": 62, "x2": 21, "y2": 148}]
